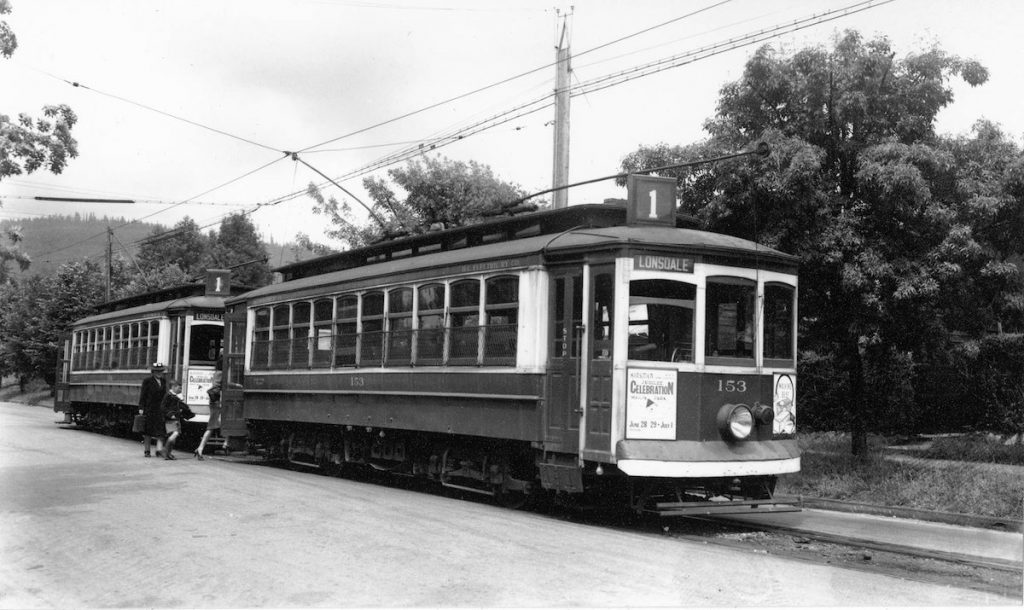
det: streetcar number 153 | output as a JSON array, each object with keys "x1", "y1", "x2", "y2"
[{"x1": 717, "y1": 380, "x2": 747, "y2": 392}]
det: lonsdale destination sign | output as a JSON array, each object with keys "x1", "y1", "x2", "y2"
[{"x1": 633, "y1": 254, "x2": 694, "y2": 274}]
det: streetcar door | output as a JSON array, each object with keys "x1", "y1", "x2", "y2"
[
  {"x1": 584, "y1": 265, "x2": 615, "y2": 458},
  {"x1": 54, "y1": 333, "x2": 72, "y2": 419},
  {"x1": 545, "y1": 267, "x2": 583, "y2": 452},
  {"x1": 220, "y1": 303, "x2": 248, "y2": 440}
]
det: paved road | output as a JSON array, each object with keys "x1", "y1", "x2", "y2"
[{"x1": 0, "y1": 402, "x2": 1017, "y2": 608}]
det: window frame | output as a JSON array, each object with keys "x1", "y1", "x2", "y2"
[
  {"x1": 627, "y1": 278, "x2": 697, "y2": 364},
  {"x1": 704, "y1": 276, "x2": 757, "y2": 366},
  {"x1": 763, "y1": 281, "x2": 796, "y2": 368},
  {"x1": 482, "y1": 275, "x2": 518, "y2": 365},
  {"x1": 415, "y1": 283, "x2": 446, "y2": 366},
  {"x1": 447, "y1": 278, "x2": 482, "y2": 366},
  {"x1": 291, "y1": 301, "x2": 312, "y2": 370},
  {"x1": 359, "y1": 291, "x2": 385, "y2": 367},
  {"x1": 312, "y1": 298, "x2": 334, "y2": 368},
  {"x1": 334, "y1": 295, "x2": 358, "y2": 367},
  {"x1": 252, "y1": 307, "x2": 272, "y2": 371}
]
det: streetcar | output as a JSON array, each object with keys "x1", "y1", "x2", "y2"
[
  {"x1": 219, "y1": 174, "x2": 800, "y2": 515},
  {"x1": 54, "y1": 271, "x2": 237, "y2": 435}
]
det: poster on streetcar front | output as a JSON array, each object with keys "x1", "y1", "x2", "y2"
[
  {"x1": 625, "y1": 368, "x2": 677, "y2": 440},
  {"x1": 186, "y1": 368, "x2": 216, "y2": 407}
]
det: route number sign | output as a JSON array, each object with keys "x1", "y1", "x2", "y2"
[{"x1": 626, "y1": 174, "x2": 677, "y2": 226}]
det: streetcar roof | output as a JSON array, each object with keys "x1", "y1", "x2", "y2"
[
  {"x1": 235, "y1": 221, "x2": 797, "y2": 306},
  {"x1": 74, "y1": 296, "x2": 226, "y2": 327}
]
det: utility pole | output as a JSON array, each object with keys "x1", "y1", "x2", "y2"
[
  {"x1": 105, "y1": 227, "x2": 113, "y2": 302},
  {"x1": 551, "y1": 9, "x2": 572, "y2": 209}
]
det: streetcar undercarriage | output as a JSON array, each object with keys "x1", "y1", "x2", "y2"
[{"x1": 249, "y1": 420, "x2": 796, "y2": 515}]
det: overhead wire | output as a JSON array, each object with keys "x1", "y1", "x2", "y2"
[
  {"x1": 295, "y1": 0, "x2": 894, "y2": 200},
  {"x1": 32, "y1": 0, "x2": 889, "y2": 264},
  {"x1": 569, "y1": 0, "x2": 895, "y2": 98},
  {"x1": 297, "y1": 0, "x2": 734, "y2": 154},
  {"x1": 0, "y1": 194, "x2": 251, "y2": 207},
  {"x1": 27, "y1": 66, "x2": 284, "y2": 154},
  {"x1": 14, "y1": 0, "x2": 740, "y2": 248},
  {"x1": 33, "y1": 155, "x2": 288, "y2": 261}
]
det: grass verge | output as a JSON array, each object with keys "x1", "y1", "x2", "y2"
[
  {"x1": 779, "y1": 432, "x2": 1024, "y2": 520},
  {"x1": 0, "y1": 377, "x2": 53, "y2": 407},
  {"x1": 921, "y1": 434, "x2": 1024, "y2": 466}
]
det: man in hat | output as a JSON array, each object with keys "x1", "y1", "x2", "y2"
[{"x1": 138, "y1": 363, "x2": 168, "y2": 457}]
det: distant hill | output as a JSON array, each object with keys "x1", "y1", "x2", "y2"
[{"x1": 1, "y1": 214, "x2": 322, "y2": 277}]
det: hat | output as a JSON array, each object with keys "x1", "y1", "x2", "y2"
[{"x1": 150, "y1": 362, "x2": 167, "y2": 372}]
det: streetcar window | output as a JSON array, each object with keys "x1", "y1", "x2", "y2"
[
  {"x1": 110, "y1": 325, "x2": 122, "y2": 369},
  {"x1": 705, "y1": 278, "x2": 755, "y2": 361},
  {"x1": 628, "y1": 280, "x2": 695, "y2": 363},
  {"x1": 764, "y1": 283, "x2": 795, "y2": 363},
  {"x1": 271, "y1": 304, "x2": 291, "y2": 368},
  {"x1": 146, "y1": 321, "x2": 159, "y2": 367},
  {"x1": 188, "y1": 323, "x2": 223, "y2": 365},
  {"x1": 100, "y1": 327, "x2": 111, "y2": 369},
  {"x1": 386, "y1": 288, "x2": 413, "y2": 366},
  {"x1": 449, "y1": 279, "x2": 481, "y2": 364},
  {"x1": 252, "y1": 308, "x2": 271, "y2": 370},
  {"x1": 416, "y1": 284, "x2": 445, "y2": 364},
  {"x1": 334, "y1": 296, "x2": 358, "y2": 367},
  {"x1": 128, "y1": 323, "x2": 139, "y2": 369},
  {"x1": 360, "y1": 292, "x2": 385, "y2": 366},
  {"x1": 593, "y1": 272, "x2": 614, "y2": 360},
  {"x1": 291, "y1": 301, "x2": 311, "y2": 369},
  {"x1": 312, "y1": 299, "x2": 333, "y2": 368},
  {"x1": 483, "y1": 276, "x2": 518, "y2": 364},
  {"x1": 92, "y1": 328, "x2": 100, "y2": 369},
  {"x1": 229, "y1": 313, "x2": 246, "y2": 354}
]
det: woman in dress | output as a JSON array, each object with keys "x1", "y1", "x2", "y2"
[{"x1": 194, "y1": 359, "x2": 222, "y2": 460}]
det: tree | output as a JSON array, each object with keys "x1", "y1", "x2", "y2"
[
  {"x1": 0, "y1": 223, "x2": 29, "y2": 284},
  {"x1": 619, "y1": 31, "x2": 1013, "y2": 455},
  {"x1": 113, "y1": 262, "x2": 191, "y2": 300},
  {"x1": 0, "y1": 0, "x2": 79, "y2": 279},
  {"x1": 0, "y1": 259, "x2": 104, "y2": 384},
  {"x1": 302, "y1": 155, "x2": 531, "y2": 250},
  {"x1": 136, "y1": 217, "x2": 209, "y2": 280},
  {"x1": 205, "y1": 213, "x2": 272, "y2": 288},
  {"x1": 934, "y1": 121, "x2": 1024, "y2": 335}
]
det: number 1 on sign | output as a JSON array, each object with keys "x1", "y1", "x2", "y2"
[{"x1": 648, "y1": 190, "x2": 657, "y2": 218}]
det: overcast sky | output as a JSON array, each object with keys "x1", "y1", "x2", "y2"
[{"x1": 1, "y1": 0, "x2": 1022, "y2": 267}]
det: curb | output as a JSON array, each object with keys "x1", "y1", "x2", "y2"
[{"x1": 802, "y1": 497, "x2": 1024, "y2": 533}]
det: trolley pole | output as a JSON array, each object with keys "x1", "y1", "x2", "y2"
[
  {"x1": 551, "y1": 11, "x2": 572, "y2": 209},
  {"x1": 105, "y1": 227, "x2": 113, "y2": 302}
]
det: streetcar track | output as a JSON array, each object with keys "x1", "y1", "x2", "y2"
[{"x1": 705, "y1": 514, "x2": 1023, "y2": 573}]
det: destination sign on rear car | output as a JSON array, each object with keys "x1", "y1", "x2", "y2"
[{"x1": 633, "y1": 255, "x2": 694, "y2": 273}]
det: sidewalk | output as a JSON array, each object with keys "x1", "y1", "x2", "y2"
[{"x1": 724, "y1": 507, "x2": 1024, "y2": 568}]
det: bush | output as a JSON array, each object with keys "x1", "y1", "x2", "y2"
[
  {"x1": 798, "y1": 347, "x2": 919, "y2": 435},
  {"x1": 862, "y1": 347, "x2": 918, "y2": 435},
  {"x1": 954, "y1": 334, "x2": 1024, "y2": 437},
  {"x1": 796, "y1": 351, "x2": 850, "y2": 431}
]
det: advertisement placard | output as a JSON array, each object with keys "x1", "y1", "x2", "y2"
[
  {"x1": 773, "y1": 373, "x2": 796, "y2": 435},
  {"x1": 186, "y1": 369, "x2": 216, "y2": 406},
  {"x1": 626, "y1": 368, "x2": 677, "y2": 440}
]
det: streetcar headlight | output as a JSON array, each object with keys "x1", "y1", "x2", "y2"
[{"x1": 717, "y1": 404, "x2": 754, "y2": 441}]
